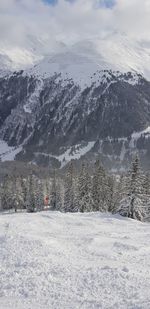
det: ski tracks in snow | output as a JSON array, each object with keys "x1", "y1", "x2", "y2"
[{"x1": 0, "y1": 212, "x2": 150, "y2": 308}]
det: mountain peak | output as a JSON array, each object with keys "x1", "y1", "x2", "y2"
[{"x1": 1, "y1": 33, "x2": 150, "y2": 82}]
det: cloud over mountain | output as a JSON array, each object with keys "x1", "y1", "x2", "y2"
[{"x1": 0, "y1": 0, "x2": 149, "y2": 68}]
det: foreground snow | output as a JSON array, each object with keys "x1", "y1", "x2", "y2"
[{"x1": 0, "y1": 212, "x2": 150, "y2": 309}]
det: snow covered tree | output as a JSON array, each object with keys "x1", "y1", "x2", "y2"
[
  {"x1": 92, "y1": 160, "x2": 109, "y2": 212},
  {"x1": 0, "y1": 182, "x2": 3, "y2": 211},
  {"x1": 11, "y1": 172, "x2": 27, "y2": 212},
  {"x1": 64, "y1": 162, "x2": 78, "y2": 212},
  {"x1": 141, "y1": 172, "x2": 150, "y2": 220},
  {"x1": 107, "y1": 175, "x2": 116, "y2": 213},
  {"x1": 34, "y1": 178, "x2": 44, "y2": 211},
  {"x1": 77, "y1": 163, "x2": 92, "y2": 212},
  {"x1": 1, "y1": 174, "x2": 14, "y2": 211},
  {"x1": 113, "y1": 174, "x2": 127, "y2": 213},
  {"x1": 20, "y1": 175, "x2": 28, "y2": 209},
  {"x1": 117, "y1": 155, "x2": 146, "y2": 221},
  {"x1": 143, "y1": 173, "x2": 150, "y2": 196},
  {"x1": 26, "y1": 173, "x2": 36, "y2": 212},
  {"x1": 50, "y1": 170, "x2": 57, "y2": 210},
  {"x1": 55, "y1": 179, "x2": 65, "y2": 211}
]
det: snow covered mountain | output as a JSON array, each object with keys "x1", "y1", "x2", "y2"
[
  {"x1": 1, "y1": 33, "x2": 150, "y2": 79},
  {"x1": 27, "y1": 34, "x2": 150, "y2": 83},
  {"x1": 1, "y1": 33, "x2": 150, "y2": 169}
]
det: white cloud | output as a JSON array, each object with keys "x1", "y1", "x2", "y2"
[{"x1": 0, "y1": 0, "x2": 149, "y2": 68}]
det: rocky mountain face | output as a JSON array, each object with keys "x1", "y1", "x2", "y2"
[{"x1": 0, "y1": 67, "x2": 150, "y2": 170}]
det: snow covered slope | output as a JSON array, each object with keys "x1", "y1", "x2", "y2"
[
  {"x1": 0, "y1": 211, "x2": 150, "y2": 309},
  {"x1": 26, "y1": 33, "x2": 150, "y2": 84},
  {"x1": 1, "y1": 33, "x2": 150, "y2": 168},
  {"x1": 0, "y1": 140, "x2": 22, "y2": 162},
  {"x1": 0, "y1": 68, "x2": 150, "y2": 169},
  {"x1": 1, "y1": 32, "x2": 150, "y2": 82}
]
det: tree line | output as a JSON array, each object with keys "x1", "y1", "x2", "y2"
[{"x1": 0, "y1": 156, "x2": 150, "y2": 221}]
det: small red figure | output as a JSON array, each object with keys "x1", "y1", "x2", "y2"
[{"x1": 44, "y1": 195, "x2": 49, "y2": 206}]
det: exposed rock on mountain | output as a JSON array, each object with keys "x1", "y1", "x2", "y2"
[{"x1": 0, "y1": 66, "x2": 150, "y2": 170}]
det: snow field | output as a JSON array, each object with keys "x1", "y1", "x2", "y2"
[
  {"x1": 0, "y1": 212, "x2": 150, "y2": 309},
  {"x1": 0, "y1": 140, "x2": 22, "y2": 162}
]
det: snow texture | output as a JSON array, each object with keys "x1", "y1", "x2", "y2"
[
  {"x1": 2, "y1": 33, "x2": 150, "y2": 81},
  {"x1": 35, "y1": 141, "x2": 95, "y2": 168},
  {"x1": 27, "y1": 48, "x2": 142, "y2": 89},
  {"x1": 0, "y1": 140, "x2": 22, "y2": 162},
  {"x1": 0, "y1": 211, "x2": 150, "y2": 309},
  {"x1": 131, "y1": 126, "x2": 150, "y2": 142},
  {"x1": 55, "y1": 141, "x2": 96, "y2": 167}
]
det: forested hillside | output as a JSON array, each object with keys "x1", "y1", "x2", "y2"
[{"x1": 1, "y1": 156, "x2": 150, "y2": 222}]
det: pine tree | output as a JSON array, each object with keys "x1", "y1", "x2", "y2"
[
  {"x1": 12, "y1": 173, "x2": 25, "y2": 212},
  {"x1": 92, "y1": 160, "x2": 109, "y2": 212},
  {"x1": 113, "y1": 174, "x2": 128, "y2": 213},
  {"x1": 20, "y1": 175, "x2": 28, "y2": 209},
  {"x1": 107, "y1": 176, "x2": 115, "y2": 213},
  {"x1": 1, "y1": 174, "x2": 13, "y2": 211},
  {"x1": 78, "y1": 163, "x2": 92, "y2": 212},
  {"x1": 64, "y1": 162, "x2": 77, "y2": 212},
  {"x1": 55, "y1": 179, "x2": 64, "y2": 211},
  {"x1": 35, "y1": 178, "x2": 44, "y2": 211},
  {"x1": 118, "y1": 155, "x2": 145, "y2": 221},
  {"x1": 142, "y1": 172, "x2": 150, "y2": 220},
  {"x1": 26, "y1": 173, "x2": 36, "y2": 212},
  {"x1": 143, "y1": 173, "x2": 150, "y2": 197},
  {"x1": 0, "y1": 186, "x2": 1, "y2": 211},
  {"x1": 50, "y1": 170, "x2": 57, "y2": 210}
]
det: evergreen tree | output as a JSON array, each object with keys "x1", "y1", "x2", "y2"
[
  {"x1": 0, "y1": 183, "x2": 2, "y2": 211},
  {"x1": 92, "y1": 160, "x2": 109, "y2": 212},
  {"x1": 20, "y1": 175, "x2": 28, "y2": 209},
  {"x1": 35, "y1": 178, "x2": 44, "y2": 211},
  {"x1": 26, "y1": 173, "x2": 36, "y2": 212},
  {"x1": 118, "y1": 155, "x2": 145, "y2": 221},
  {"x1": 1, "y1": 174, "x2": 13, "y2": 210},
  {"x1": 12, "y1": 172, "x2": 25, "y2": 212},
  {"x1": 55, "y1": 179, "x2": 64, "y2": 211},
  {"x1": 64, "y1": 162, "x2": 77, "y2": 212},
  {"x1": 78, "y1": 163, "x2": 92, "y2": 212},
  {"x1": 107, "y1": 176, "x2": 115, "y2": 213},
  {"x1": 142, "y1": 172, "x2": 150, "y2": 220},
  {"x1": 50, "y1": 170, "x2": 57, "y2": 210},
  {"x1": 113, "y1": 174, "x2": 127, "y2": 213}
]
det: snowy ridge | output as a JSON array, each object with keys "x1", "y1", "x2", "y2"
[
  {"x1": 26, "y1": 51, "x2": 142, "y2": 89},
  {"x1": 1, "y1": 33, "x2": 150, "y2": 81},
  {"x1": 0, "y1": 211, "x2": 150, "y2": 309},
  {"x1": 19, "y1": 34, "x2": 147, "y2": 88}
]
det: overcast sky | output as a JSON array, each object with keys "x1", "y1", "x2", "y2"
[{"x1": 0, "y1": 0, "x2": 149, "y2": 54}]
